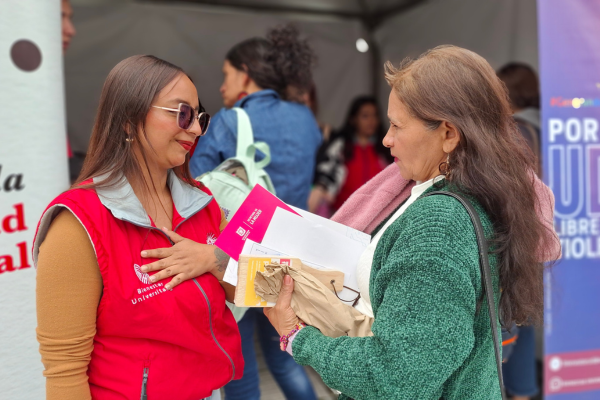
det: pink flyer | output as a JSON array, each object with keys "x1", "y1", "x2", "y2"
[{"x1": 215, "y1": 185, "x2": 298, "y2": 260}]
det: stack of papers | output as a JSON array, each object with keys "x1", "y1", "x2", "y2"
[{"x1": 216, "y1": 185, "x2": 370, "y2": 302}]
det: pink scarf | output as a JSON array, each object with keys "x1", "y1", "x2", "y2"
[
  {"x1": 332, "y1": 163, "x2": 560, "y2": 261},
  {"x1": 331, "y1": 164, "x2": 414, "y2": 235}
]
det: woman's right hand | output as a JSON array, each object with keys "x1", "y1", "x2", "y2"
[
  {"x1": 140, "y1": 227, "x2": 230, "y2": 290},
  {"x1": 264, "y1": 275, "x2": 301, "y2": 336}
]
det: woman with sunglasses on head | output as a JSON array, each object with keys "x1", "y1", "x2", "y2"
[
  {"x1": 188, "y1": 24, "x2": 321, "y2": 400},
  {"x1": 34, "y1": 55, "x2": 243, "y2": 400}
]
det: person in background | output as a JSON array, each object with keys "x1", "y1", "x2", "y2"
[
  {"x1": 61, "y1": 0, "x2": 76, "y2": 53},
  {"x1": 189, "y1": 25, "x2": 321, "y2": 400},
  {"x1": 60, "y1": 0, "x2": 82, "y2": 183},
  {"x1": 497, "y1": 62, "x2": 542, "y2": 400},
  {"x1": 302, "y1": 84, "x2": 333, "y2": 142},
  {"x1": 309, "y1": 96, "x2": 392, "y2": 214},
  {"x1": 302, "y1": 84, "x2": 341, "y2": 217},
  {"x1": 497, "y1": 63, "x2": 541, "y2": 174}
]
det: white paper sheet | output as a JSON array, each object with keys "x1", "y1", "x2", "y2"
[
  {"x1": 261, "y1": 207, "x2": 367, "y2": 302},
  {"x1": 289, "y1": 206, "x2": 371, "y2": 246},
  {"x1": 222, "y1": 240, "x2": 284, "y2": 286},
  {"x1": 223, "y1": 238, "x2": 343, "y2": 287}
]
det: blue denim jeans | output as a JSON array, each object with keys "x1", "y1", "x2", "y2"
[
  {"x1": 224, "y1": 308, "x2": 317, "y2": 400},
  {"x1": 502, "y1": 325, "x2": 539, "y2": 397}
]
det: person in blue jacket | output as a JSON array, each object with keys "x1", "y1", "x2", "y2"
[
  {"x1": 190, "y1": 25, "x2": 321, "y2": 211},
  {"x1": 189, "y1": 25, "x2": 321, "y2": 400}
]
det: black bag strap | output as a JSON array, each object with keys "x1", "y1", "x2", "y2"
[{"x1": 423, "y1": 191, "x2": 506, "y2": 400}]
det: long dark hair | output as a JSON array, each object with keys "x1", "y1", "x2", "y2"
[
  {"x1": 338, "y1": 96, "x2": 391, "y2": 162},
  {"x1": 385, "y1": 46, "x2": 557, "y2": 326},
  {"x1": 74, "y1": 55, "x2": 198, "y2": 192},
  {"x1": 226, "y1": 24, "x2": 316, "y2": 101}
]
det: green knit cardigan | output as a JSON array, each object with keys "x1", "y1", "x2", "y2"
[{"x1": 292, "y1": 182, "x2": 502, "y2": 400}]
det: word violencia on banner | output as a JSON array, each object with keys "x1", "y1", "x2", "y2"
[
  {"x1": 547, "y1": 117, "x2": 600, "y2": 260},
  {"x1": 0, "y1": 164, "x2": 30, "y2": 274}
]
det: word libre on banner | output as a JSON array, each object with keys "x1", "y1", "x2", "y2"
[
  {"x1": 540, "y1": 0, "x2": 600, "y2": 395},
  {"x1": 546, "y1": 117, "x2": 600, "y2": 259}
]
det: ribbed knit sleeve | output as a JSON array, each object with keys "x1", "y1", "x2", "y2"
[
  {"x1": 36, "y1": 210, "x2": 102, "y2": 400},
  {"x1": 291, "y1": 192, "x2": 501, "y2": 400}
]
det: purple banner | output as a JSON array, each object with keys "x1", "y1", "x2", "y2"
[{"x1": 539, "y1": 1, "x2": 600, "y2": 398}]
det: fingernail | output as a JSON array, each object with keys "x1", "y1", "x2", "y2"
[
  {"x1": 141, "y1": 266, "x2": 148, "y2": 272},
  {"x1": 285, "y1": 275, "x2": 292, "y2": 284},
  {"x1": 162, "y1": 227, "x2": 168, "y2": 232},
  {"x1": 166, "y1": 285, "x2": 172, "y2": 291},
  {"x1": 150, "y1": 276, "x2": 156, "y2": 282},
  {"x1": 141, "y1": 251, "x2": 147, "y2": 257}
]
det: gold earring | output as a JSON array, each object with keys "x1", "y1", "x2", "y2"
[
  {"x1": 126, "y1": 137, "x2": 134, "y2": 143},
  {"x1": 438, "y1": 153, "x2": 450, "y2": 176}
]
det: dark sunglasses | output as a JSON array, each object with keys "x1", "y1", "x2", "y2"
[{"x1": 152, "y1": 102, "x2": 211, "y2": 135}]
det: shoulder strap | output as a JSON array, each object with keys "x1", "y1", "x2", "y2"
[
  {"x1": 232, "y1": 108, "x2": 272, "y2": 186},
  {"x1": 233, "y1": 107, "x2": 254, "y2": 160},
  {"x1": 423, "y1": 191, "x2": 506, "y2": 400}
]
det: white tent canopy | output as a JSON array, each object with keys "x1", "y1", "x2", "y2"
[{"x1": 67, "y1": 0, "x2": 537, "y2": 154}]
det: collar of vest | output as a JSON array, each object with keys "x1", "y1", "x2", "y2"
[{"x1": 94, "y1": 170, "x2": 213, "y2": 229}]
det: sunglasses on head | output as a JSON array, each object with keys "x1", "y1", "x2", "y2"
[{"x1": 152, "y1": 102, "x2": 211, "y2": 135}]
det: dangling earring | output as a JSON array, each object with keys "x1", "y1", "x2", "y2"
[{"x1": 438, "y1": 153, "x2": 450, "y2": 177}]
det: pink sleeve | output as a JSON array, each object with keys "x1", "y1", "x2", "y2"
[
  {"x1": 533, "y1": 172, "x2": 562, "y2": 261},
  {"x1": 285, "y1": 331, "x2": 300, "y2": 356}
]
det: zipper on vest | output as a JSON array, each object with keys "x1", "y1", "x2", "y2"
[
  {"x1": 140, "y1": 360, "x2": 150, "y2": 400},
  {"x1": 124, "y1": 212, "x2": 235, "y2": 381},
  {"x1": 173, "y1": 208, "x2": 236, "y2": 381},
  {"x1": 193, "y1": 278, "x2": 236, "y2": 382}
]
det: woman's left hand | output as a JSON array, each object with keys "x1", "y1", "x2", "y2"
[
  {"x1": 140, "y1": 227, "x2": 225, "y2": 290},
  {"x1": 264, "y1": 275, "x2": 301, "y2": 336}
]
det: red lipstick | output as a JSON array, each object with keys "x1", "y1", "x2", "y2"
[{"x1": 178, "y1": 141, "x2": 193, "y2": 152}]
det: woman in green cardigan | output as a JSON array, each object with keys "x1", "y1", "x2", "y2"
[{"x1": 264, "y1": 45, "x2": 558, "y2": 399}]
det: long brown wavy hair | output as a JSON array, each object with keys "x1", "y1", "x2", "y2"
[
  {"x1": 385, "y1": 45, "x2": 554, "y2": 325},
  {"x1": 74, "y1": 55, "x2": 198, "y2": 193}
]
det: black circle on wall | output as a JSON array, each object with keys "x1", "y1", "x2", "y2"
[{"x1": 10, "y1": 40, "x2": 42, "y2": 72}]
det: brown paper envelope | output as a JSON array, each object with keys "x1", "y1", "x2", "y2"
[
  {"x1": 300, "y1": 264, "x2": 344, "y2": 292},
  {"x1": 234, "y1": 256, "x2": 344, "y2": 307},
  {"x1": 255, "y1": 262, "x2": 374, "y2": 338}
]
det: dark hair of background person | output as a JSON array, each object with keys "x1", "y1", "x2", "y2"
[
  {"x1": 496, "y1": 63, "x2": 540, "y2": 110},
  {"x1": 74, "y1": 55, "x2": 199, "y2": 193},
  {"x1": 338, "y1": 96, "x2": 393, "y2": 163},
  {"x1": 226, "y1": 24, "x2": 317, "y2": 102},
  {"x1": 384, "y1": 45, "x2": 557, "y2": 327},
  {"x1": 305, "y1": 83, "x2": 319, "y2": 116}
]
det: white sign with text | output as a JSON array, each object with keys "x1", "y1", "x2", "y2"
[{"x1": 0, "y1": 1, "x2": 68, "y2": 397}]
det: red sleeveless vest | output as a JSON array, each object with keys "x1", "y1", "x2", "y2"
[{"x1": 33, "y1": 172, "x2": 243, "y2": 399}]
